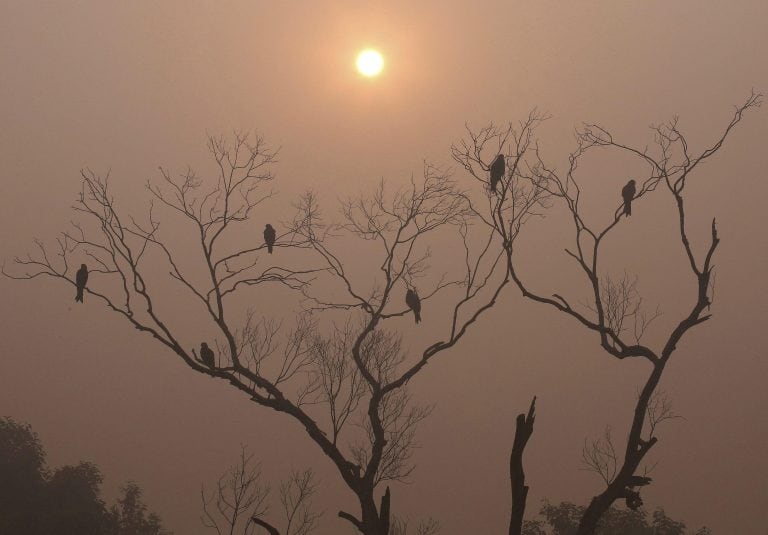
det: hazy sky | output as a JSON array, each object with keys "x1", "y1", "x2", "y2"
[{"x1": 1, "y1": 2, "x2": 767, "y2": 534}]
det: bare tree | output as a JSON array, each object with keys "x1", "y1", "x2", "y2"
[
  {"x1": 453, "y1": 93, "x2": 762, "y2": 534},
  {"x1": 390, "y1": 516, "x2": 440, "y2": 535},
  {"x1": 290, "y1": 166, "x2": 516, "y2": 534},
  {"x1": 581, "y1": 426, "x2": 619, "y2": 488},
  {"x1": 579, "y1": 390, "x2": 681, "y2": 511},
  {"x1": 201, "y1": 445, "x2": 320, "y2": 535},
  {"x1": 201, "y1": 446, "x2": 269, "y2": 535},
  {"x1": 6, "y1": 137, "x2": 513, "y2": 535},
  {"x1": 276, "y1": 469, "x2": 321, "y2": 535}
]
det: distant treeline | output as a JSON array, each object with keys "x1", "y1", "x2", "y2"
[
  {"x1": 0, "y1": 417, "x2": 171, "y2": 535},
  {"x1": 1, "y1": 415, "x2": 715, "y2": 535},
  {"x1": 523, "y1": 500, "x2": 712, "y2": 535}
]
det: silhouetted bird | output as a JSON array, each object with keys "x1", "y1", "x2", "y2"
[
  {"x1": 75, "y1": 264, "x2": 88, "y2": 303},
  {"x1": 490, "y1": 154, "x2": 505, "y2": 193},
  {"x1": 405, "y1": 289, "x2": 421, "y2": 324},
  {"x1": 622, "y1": 179, "x2": 636, "y2": 216},
  {"x1": 264, "y1": 224, "x2": 276, "y2": 254},
  {"x1": 200, "y1": 342, "x2": 215, "y2": 368}
]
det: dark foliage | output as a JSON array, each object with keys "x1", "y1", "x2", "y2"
[
  {"x1": 522, "y1": 501, "x2": 712, "y2": 535},
  {"x1": 0, "y1": 417, "x2": 171, "y2": 535}
]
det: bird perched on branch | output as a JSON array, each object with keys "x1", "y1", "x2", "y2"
[
  {"x1": 405, "y1": 289, "x2": 421, "y2": 324},
  {"x1": 622, "y1": 179, "x2": 636, "y2": 216},
  {"x1": 200, "y1": 342, "x2": 215, "y2": 368},
  {"x1": 264, "y1": 224, "x2": 276, "y2": 254},
  {"x1": 75, "y1": 264, "x2": 88, "y2": 303},
  {"x1": 490, "y1": 154, "x2": 505, "y2": 194}
]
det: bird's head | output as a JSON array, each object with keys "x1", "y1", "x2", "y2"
[
  {"x1": 81, "y1": 263, "x2": 87, "y2": 269},
  {"x1": 629, "y1": 179, "x2": 636, "y2": 185},
  {"x1": 201, "y1": 342, "x2": 209, "y2": 349}
]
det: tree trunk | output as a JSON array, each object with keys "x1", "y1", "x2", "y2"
[
  {"x1": 577, "y1": 492, "x2": 615, "y2": 535},
  {"x1": 509, "y1": 397, "x2": 536, "y2": 535},
  {"x1": 339, "y1": 487, "x2": 391, "y2": 535}
]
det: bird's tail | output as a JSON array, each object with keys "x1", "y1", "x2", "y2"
[
  {"x1": 414, "y1": 311, "x2": 421, "y2": 324},
  {"x1": 268, "y1": 244, "x2": 273, "y2": 254},
  {"x1": 624, "y1": 202, "x2": 632, "y2": 216},
  {"x1": 75, "y1": 288, "x2": 83, "y2": 303}
]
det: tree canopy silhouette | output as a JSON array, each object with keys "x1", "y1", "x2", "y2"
[
  {"x1": 522, "y1": 500, "x2": 711, "y2": 535},
  {"x1": 0, "y1": 417, "x2": 171, "y2": 535}
]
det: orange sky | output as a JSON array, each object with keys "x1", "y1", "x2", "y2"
[{"x1": 1, "y1": 2, "x2": 767, "y2": 533}]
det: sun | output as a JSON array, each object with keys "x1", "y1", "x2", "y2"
[{"x1": 356, "y1": 49, "x2": 384, "y2": 77}]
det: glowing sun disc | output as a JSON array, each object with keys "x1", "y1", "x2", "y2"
[{"x1": 356, "y1": 49, "x2": 384, "y2": 77}]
